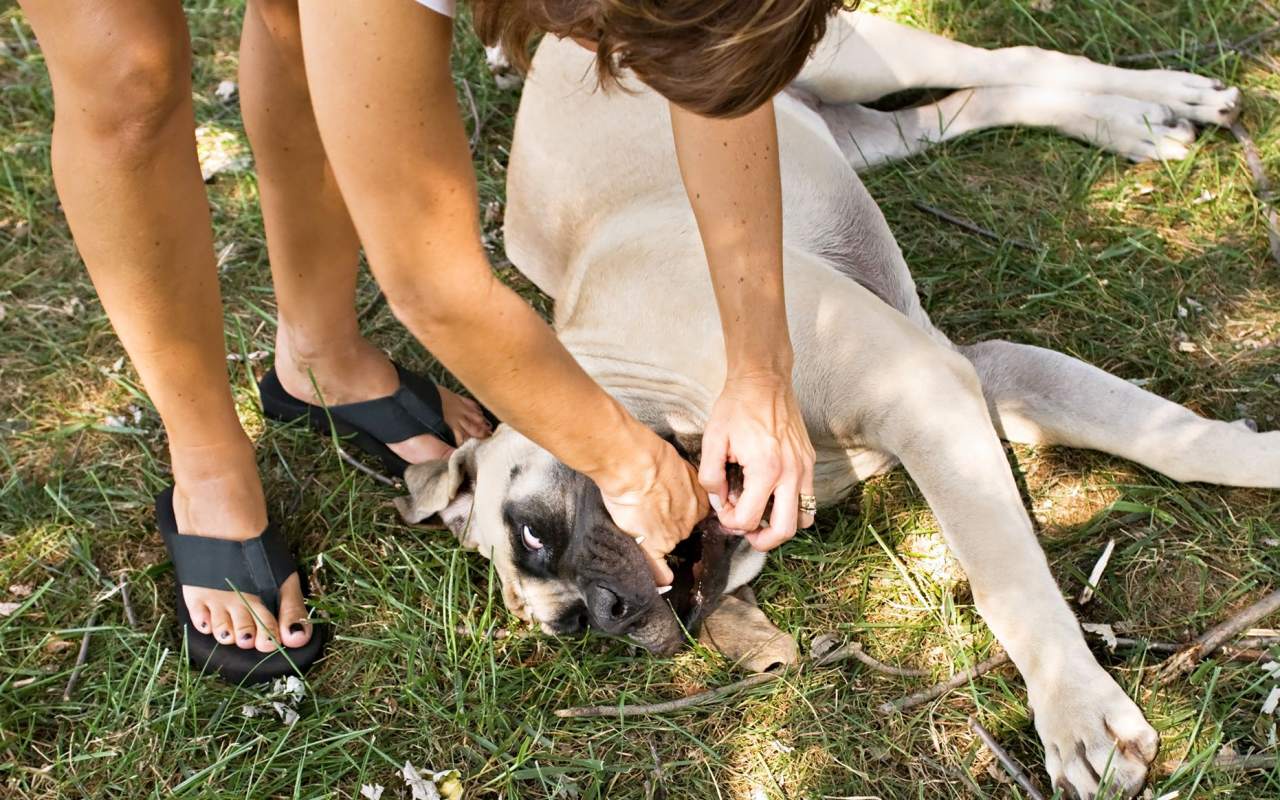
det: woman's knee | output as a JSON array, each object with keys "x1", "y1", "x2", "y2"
[{"x1": 52, "y1": 33, "x2": 192, "y2": 153}]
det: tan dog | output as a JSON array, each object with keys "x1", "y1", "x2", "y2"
[{"x1": 398, "y1": 11, "x2": 1266, "y2": 798}]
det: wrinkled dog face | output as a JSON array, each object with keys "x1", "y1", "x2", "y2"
[{"x1": 397, "y1": 427, "x2": 697, "y2": 653}]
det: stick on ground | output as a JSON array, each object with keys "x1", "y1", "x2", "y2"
[
  {"x1": 1229, "y1": 122, "x2": 1280, "y2": 267},
  {"x1": 814, "y1": 640, "x2": 930, "y2": 677},
  {"x1": 118, "y1": 577, "x2": 138, "y2": 629},
  {"x1": 335, "y1": 444, "x2": 401, "y2": 488},
  {"x1": 555, "y1": 672, "x2": 780, "y2": 719},
  {"x1": 1115, "y1": 22, "x2": 1280, "y2": 64},
  {"x1": 970, "y1": 716, "x2": 1048, "y2": 800},
  {"x1": 1159, "y1": 588, "x2": 1280, "y2": 683},
  {"x1": 62, "y1": 610, "x2": 97, "y2": 702},
  {"x1": 879, "y1": 651, "x2": 1011, "y2": 714},
  {"x1": 912, "y1": 201, "x2": 1039, "y2": 253}
]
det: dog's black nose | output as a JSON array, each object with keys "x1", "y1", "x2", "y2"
[{"x1": 585, "y1": 581, "x2": 650, "y2": 634}]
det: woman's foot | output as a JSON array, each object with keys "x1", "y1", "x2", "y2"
[
  {"x1": 273, "y1": 325, "x2": 492, "y2": 463},
  {"x1": 170, "y1": 438, "x2": 312, "y2": 652}
]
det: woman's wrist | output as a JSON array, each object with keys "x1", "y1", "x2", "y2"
[
  {"x1": 724, "y1": 340, "x2": 794, "y2": 385},
  {"x1": 579, "y1": 404, "x2": 666, "y2": 498}
]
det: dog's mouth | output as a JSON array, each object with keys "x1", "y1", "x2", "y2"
[{"x1": 662, "y1": 515, "x2": 735, "y2": 633}]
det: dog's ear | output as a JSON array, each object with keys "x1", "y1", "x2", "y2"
[{"x1": 394, "y1": 438, "x2": 481, "y2": 549}]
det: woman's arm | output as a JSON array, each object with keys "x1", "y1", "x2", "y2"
[
  {"x1": 669, "y1": 100, "x2": 816, "y2": 551},
  {"x1": 297, "y1": 0, "x2": 703, "y2": 583}
]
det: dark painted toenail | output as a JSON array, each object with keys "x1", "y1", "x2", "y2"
[
  {"x1": 240, "y1": 632, "x2": 252, "y2": 641},
  {"x1": 290, "y1": 623, "x2": 306, "y2": 634}
]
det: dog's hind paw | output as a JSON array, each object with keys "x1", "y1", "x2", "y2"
[
  {"x1": 1031, "y1": 668, "x2": 1158, "y2": 799},
  {"x1": 1121, "y1": 70, "x2": 1241, "y2": 128}
]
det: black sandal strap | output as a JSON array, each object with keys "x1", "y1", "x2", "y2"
[
  {"x1": 158, "y1": 490, "x2": 296, "y2": 612},
  {"x1": 326, "y1": 364, "x2": 457, "y2": 448}
]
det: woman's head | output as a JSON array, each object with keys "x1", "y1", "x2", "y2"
[{"x1": 471, "y1": 0, "x2": 850, "y2": 118}]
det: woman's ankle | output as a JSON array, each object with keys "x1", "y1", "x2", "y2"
[
  {"x1": 273, "y1": 320, "x2": 398, "y2": 404},
  {"x1": 168, "y1": 436, "x2": 268, "y2": 539}
]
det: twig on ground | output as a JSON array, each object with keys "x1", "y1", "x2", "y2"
[
  {"x1": 62, "y1": 610, "x2": 97, "y2": 702},
  {"x1": 1078, "y1": 538, "x2": 1116, "y2": 605},
  {"x1": 335, "y1": 444, "x2": 401, "y2": 488},
  {"x1": 1159, "y1": 588, "x2": 1280, "y2": 683},
  {"x1": 1115, "y1": 22, "x2": 1280, "y2": 64},
  {"x1": 118, "y1": 576, "x2": 138, "y2": 629},
  {"x1": 879, "y1": 651, "x2": 1011, "y2": 714},
  {"x1": 1096, "y1": 634, "x2": 1271, "y2": 663},
  {"x1": 554, "y1": 672, "x2": 780, "y2": 719},
  {"x1": 1213, "y1": 750, "x2": 1280, "y2": 771},
  {"x1": 815, "y1": 640, "x2": 930, "y2": 677},
  {"x1": 356, "y1": 290, "x2": 386, "y2": 325},
  {"x1": 912, "y1": 201, "x2": 1039, "y2": 252},
  {"x1": 970, "y1": 716, "x2": 1049, "y2": 800},
  {"x1": 1161, "y1": 747, "x2": 1280, "y2": 775},
  {"x1": 1229, "y1": 122, "x2": 1280, "y2": 267},
  {"x1": 461, "y1": 79, "x2": 484, "y2": 152}
]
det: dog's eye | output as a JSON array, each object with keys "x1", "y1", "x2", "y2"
[{"x1": 521, "y1": 524, "x2": 544, "y2": 551}]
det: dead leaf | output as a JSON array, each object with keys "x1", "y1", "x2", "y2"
[
  {"x1": 360, "y1": 786, "x2": 384, "y2": 800},
  {"x1": 8, "y1": 584, "x2": 32, "y2": 598},
  {"x1": 0, "y1": 602, "x2": 22, "y2": 617}
]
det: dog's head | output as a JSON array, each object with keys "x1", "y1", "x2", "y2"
[{"x1": 395, "y1": 426, "x2": 758, "y2": 654}]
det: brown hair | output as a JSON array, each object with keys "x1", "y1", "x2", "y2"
[{"x1": 470, "y1": 0, "x2": 850, "y2": 118}]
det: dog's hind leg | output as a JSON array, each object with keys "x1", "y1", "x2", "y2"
[
  {"x1": 796, "y1": 11, "x2": 1239, "y2": 128},
  {"x1": 961, "y1": 339, "x2": 1280, "y2": 488},
  {"x1": 818, "y1": 86, "x2": 1199, "y2": 169}
]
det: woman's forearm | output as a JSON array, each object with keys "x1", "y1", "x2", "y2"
[
  {"x1": 669, "y1": 99, "x2": 794, "y2": 379},
  {"x1": 387, "y1": 257, "x2": 655, "y2": 488}
]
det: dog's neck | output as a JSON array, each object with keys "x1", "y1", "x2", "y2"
[{"x1": 567, "y1": 350, "x2": 715, "y2": 439}]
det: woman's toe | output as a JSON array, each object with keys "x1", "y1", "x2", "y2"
[
  {"x1": 210, "y1": 606, "x2": 235, "y2": 646},
  {"x1": 186, "y1": 595, "x2": 212, "y2": 634},
  {"x1": 228, "y1": 603, "x2": 257, "y2": 649},
  {"x1": 246, "y1": 600, "x2": 282, "y2": 653},
  {"x1": 276, "y1": 575, "x2": 311, "y2": 649}
]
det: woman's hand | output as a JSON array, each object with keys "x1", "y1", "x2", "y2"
[
  {"x1": 597, "y1": 430, "x2": 709, "y2": 585},
  {"x1": 699, "y1": 371, "x2": 816, "y2": 551}
]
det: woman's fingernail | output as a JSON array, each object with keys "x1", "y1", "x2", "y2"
[
  {"x1": 708, "y1": 493, "x2": 723, "y2": 513},
  {"x1": 657, "y1": 585, "x2": 673, "y2": 595}
]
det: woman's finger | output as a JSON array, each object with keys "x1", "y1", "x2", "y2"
[
  {"x1": 751, "y1": 475, "x2": 798, "y2": 551},
  {"x1": 641, "y1": 542, "x2": 674, "y2": 586},
  {"x1": 698, "y1": 430, "x2": 730, "y2": 506},
  {"x1": 722, "y1": 455, "x2": 778, "y2": 532},
  {"x1": 798, "y1": 444, "x2": 816, "y2": 529}
]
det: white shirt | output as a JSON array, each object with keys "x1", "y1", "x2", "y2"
[{"x1": 417, "y1": 0, "x2": 455, "y2": 17}]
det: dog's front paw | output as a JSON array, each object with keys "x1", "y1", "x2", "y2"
[{"x1": 1030, "y1": 668, "x2": 1158, "y2": 799}]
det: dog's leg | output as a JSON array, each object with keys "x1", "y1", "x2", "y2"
[
  {"x1": 818, "y1": 86, "x2": 1199, "y2": 168},
  {"x1": 798, "y1": 11, "x2": 1239, "y2": 127},
  {"x1": 791, "y1": 265, "x2": 1157, "y2": 796},
  {"x1": 860, "y1": 341, "x2": 1159, "y2": 798},
  {"x1": 961, "y1": 340, "x2": 1280, "y2": 488}
]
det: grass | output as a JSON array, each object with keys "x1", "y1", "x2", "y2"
[{"x1": 1, "y1": 0, "x2": 1279, "y2": 797}]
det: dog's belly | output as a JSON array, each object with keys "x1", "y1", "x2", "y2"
[{"x1": 506, "y1": 37, "x2": 934, "y2": 504}]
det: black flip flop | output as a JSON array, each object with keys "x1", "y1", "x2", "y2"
[
  {"x1": 258, "y1": 363, "x2": 459, "y2": 479},
  {"x1": 157, "y1": 486, "x2": 327, "y2": 684}
]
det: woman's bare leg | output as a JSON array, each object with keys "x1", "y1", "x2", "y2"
[
  {"x1": 18, "y1": 0, "x2": 308, "y2": 651},
  {"x1": 240, "y1": 0, "x2": 490, "y2": 460}
]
